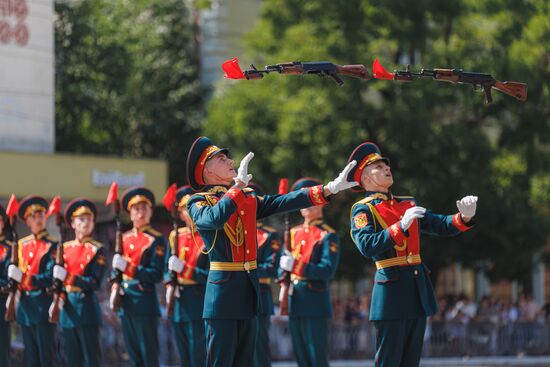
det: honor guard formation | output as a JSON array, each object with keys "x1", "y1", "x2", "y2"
[{"x1": 0, "y1": 137, "x2": 477, "y2": 367}]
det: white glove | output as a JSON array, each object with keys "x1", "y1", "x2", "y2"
[
  {"x1": 400, "y1": 206, "x2": 426, "y2": 231},
  {"x1": 457, "y1": 195, "x2": 478, "y2": 218},
  {"x1": 8, "y1": 264, "x2": 23, "y2": 283},
  {"x1": 112, "y1": 254, "x2": 128, "y2": 272},
  {"x1": 280, "y1": 253, "x2": 295, "y2": 272},
  {"x1": 326, "y1": 160, "x2": 359, "y2": 194},
  {"x1": 53, "y1": 265, "x2": 67, "y2": 282},
  {"x1": 168, "y1": 256, "x2": 184, "y2": 273},
  {"x1": 233, "y1": 152, "x2": 254, "y2": 186}
]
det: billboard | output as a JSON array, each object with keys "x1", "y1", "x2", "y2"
[{"x1": 0, "y1": 0, "x2": 54, "y2": 153}]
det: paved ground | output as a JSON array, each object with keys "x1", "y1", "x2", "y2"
[{"x1": 272, "y1": 356, "x2": 550, "y2": 366}]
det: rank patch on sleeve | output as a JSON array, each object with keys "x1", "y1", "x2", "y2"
[
  {"x1": 354, "y1": 213, "x2": 368, "y2": 228},
  {"x1": 195, "y1": 201, "x2": 207, "y2": 208},
  {"x1": 330, "y1": 242, "x2": 339, "y2": 253}
]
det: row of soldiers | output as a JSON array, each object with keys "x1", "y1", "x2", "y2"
[{"x1": 0, "y1": 136, "x2": 478, "y2": 367}]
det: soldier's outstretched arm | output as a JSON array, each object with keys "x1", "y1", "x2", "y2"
[{"x1": 419, "y1": 196, "x2": 476, "y2": 236}]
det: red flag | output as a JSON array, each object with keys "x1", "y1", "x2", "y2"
[
  {"x1": 163, "y1": 183, "x2": 177, "y2": 212},
  {"x1": 222, "y1": 58, "x2": 246, "y2": 79},
  {"x1": 5, "y1": 194, "x2": 19, "y2": 219},
  {"x1": 278, "y1": 178, "x2": 289, "y2": 195},
  {"x1": 105, "y1": 182, "x2": 119, "y2": 206},
  {"x1": 47, "y1": 196, "x2": 62, "y2": 218},
  {"x1": 372, "y1": 58, "x2": 395, "y2": 80}
]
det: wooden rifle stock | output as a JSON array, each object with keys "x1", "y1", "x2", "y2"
[
  {"x1": 4, "y1": 219, "x2": 18, "y2": 322},
  {"x1": 335, "y1": 64, "x2": 371, "y2": 81},
  {"x1": 165, "y1": 210, "x2": 179, "y2": 317},
  {"x1": 493, "y1": 81, "x2": 527, "y2": 101},
  {"x1": 278, "y1": 213, "x2": 291, "y2": 316},
  {"x1": 109, "y1": 201, "x2": 123, "y2": 312}
]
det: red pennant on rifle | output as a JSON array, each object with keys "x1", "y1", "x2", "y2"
[
  {"x1": 372, "y1": 58, "x2": 395, "y2": 80},
  {"x1": 47, "y1": 196, "x2": 62, "y2": 218},
  {"x1": 105, "y1": 182, "x2": 119, "y2": 206},
  {"x1": 278, "y1": 178, "x2": 289, "y2": 195},
  {"x1": 222, "y1": 58, "x2": 246, "y2": 79},
  {"x1": 6, "y1": 195, "x2": 19, "y2": 219},
  {"x1": 163, "y1": 183, "x2": 177, "y2": 212}
]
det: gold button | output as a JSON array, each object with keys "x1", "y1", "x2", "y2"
[
  {"x1": 130, "y1": 244, "x2": 134, "y2": 250},
  {"x1": 27, "y1": 265, "x2": 31, "y2": 270},
  {"x1": 240, "y1": 210, "x2": 245, "y2": 215},
  {"x1": 301, "y1": 240, "x2": 306, "y2": 245},
  {"x1": 29, "y1": 252, "x2": 33, "y2": 258},
  {"x1": 80, "y1": 264, "x2": 84, "y2": 269},
  {"x1": 246, "y1": 249, "x2": 250, "y2": 254},
  {"x1": 414, "y1": 270, "x2": 419, "y2": 275},
  {"x1": 87, "y1": 255, "x2": 91, "y2": 260},
  {"x1": 409, "y1": 252, "x2": 413, "y2": 255},
  {"x1": 244, "y1": 230, "x2": 248, "y2": 235},
  {"x1": 305, "y1": 228, "x2": 309, "y2": 233}
]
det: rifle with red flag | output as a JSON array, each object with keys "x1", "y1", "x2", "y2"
[
  {"x1": 105, "y1": 182, "x2": 123, "y2": 312},
  {"x1": 163, "y1": 184, "x2": 179, "y2": 317},
  {"x1": 47, "y1": 196, "x2": 64, "y2": 323},
  {"x1": 372, "y1": 58, "x2": 527, "y2": 104},
  {"x1": 4, "y1": 195, "x2": 19, "y2": 321},
  {"x1": 222, "y1": 57, "x2": 371, "y2": 86},
  {"x1": 276, "y1": 178, "x2": 292, "y2": 316}
]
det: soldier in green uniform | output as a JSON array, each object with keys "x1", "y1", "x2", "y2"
[
  {"x1": 0, "y1": 204, "x2": 13, "y2": 366},
  {"x1": 185, "y1": 136, "x2": 357, "y2": 367},
  {"x1": 248, "y1": 182, "x2": 282, "y2": 367},
  {"x1": 165, "y1": 185, "x2": 209, "y2": 367},
  {"x1": 52, "y1": 198, "x2": 107, "y2": 366},
  {"x1": 347, "y1": 142, "x2": 477, "y2": 367},
  {"x1": 7, "y1": 196, "x2": 57, "y2": 367},
  {"x1": 279, "y1": 178, "x2": 341, "y2": 367},
  {"x1": 111, "y1": 187, "x2": 166, "y2": 367}
]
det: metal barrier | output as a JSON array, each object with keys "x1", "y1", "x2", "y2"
[{"x1": 8, "y1": 319, "x2": 550, "y2": 364}]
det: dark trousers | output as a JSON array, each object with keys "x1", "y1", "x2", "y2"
[
  {"x1": 172, "y1": 320, "x2": 206, "y2": 367},
  {"x1": 289, "y1": 317, "x2": 329, "y2": 367},
  {"x1": 121, "y1": 315, "x2": 159, "y2": 367},
  {"x1": 373, "y1": 317, "x2": 427, "y2": 367},
  {"x1": 253, "y1": 315, "x2": 271, "y2": 367},
  {"x1": 0, "y1": 320, "x2": 10, "y2": 367},
  {"x1": 63, "y1": 326, "x2": 102, "y2": 367},
  {"x1": 205, "y1": 318, "x2": 257, "y2": 367},
  {"x1": 21, "y1": 323, "x2": 56, "y2": 367}
]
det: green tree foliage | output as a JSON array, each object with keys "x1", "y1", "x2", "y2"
[
  {"x1": 205, "y1": 0, "x2": 549, "y2": 285},
  {"x1": 55, "y1": 0, "x2": 202, "y2": 183}
]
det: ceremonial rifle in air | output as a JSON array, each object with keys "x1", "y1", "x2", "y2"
[
  {"x1": 222, "y1": 57, "x2": 527, "y2": 103},
  {"x1": 372, "y1": 58, "x2": 527, "y2": 104}
]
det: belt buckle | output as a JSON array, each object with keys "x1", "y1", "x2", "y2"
[
  {"x1": 406, "y1": 255, "x2": 414, "y2": 264},
  {"x1": 243, "y1": 261, "x2": 250, "y2": 272}
]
